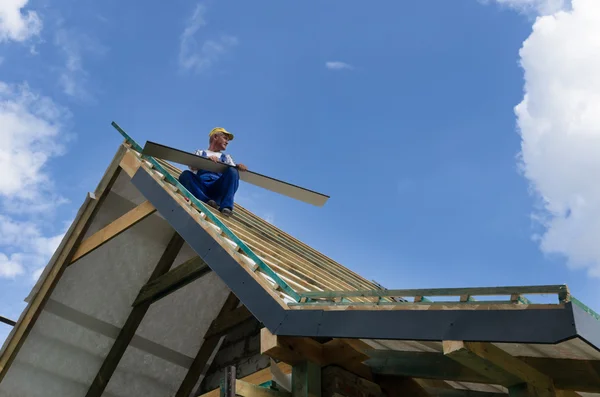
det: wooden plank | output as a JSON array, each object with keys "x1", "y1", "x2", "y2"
[
  {"x1": 133, "y1": 256, "x2": 212, "y2": 306},
  {"x1": 443, "y1": 341, "x2": 523, "y2": 386},
  {"x1": 235, "y1": 379, "x2": 292, "y2": 397},
  {"x1": 85, "y1": 232, "x2": 185, "y2": 397},
  {"x1": 443, "y1": 342, "x2": 557, "y2": 395},
  {"x1": 70, "y1": 200, "x2": 156, "y2": 264},
  {"x1": 142, "y1": 141, "x2": 329, "y2": 207},
  {"x1": 199, "y1": 363, "x2": 293, "y2": 397},
  {"x1": 175, "y1": 293, "x2": 241, "y2": 397},
  {"x1": 292, "y1": 361, "x2": 321, "y2": 397},
  {"x1": 0, "y1": 144, "x2": 127, "y2": 383},
  {"x1": 204, "y1": 305, "x2": 253, "y2": 339},
  {"x1": 299, "y1": 285, "x2": 567, "y2": 300},
  {"x1": 0, "y1": 316, "x2": 16, "y2": 327},
  {"x1": 423, "y1": 388, "x2": 507, "y2": 397}
]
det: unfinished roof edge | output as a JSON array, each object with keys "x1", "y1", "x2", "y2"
[{"x1": 131, "y1": 163, "x2": 600, "y2": 348}]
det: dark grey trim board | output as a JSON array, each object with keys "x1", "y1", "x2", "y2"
[
  {"x1": 573, "y1": 302, "x2": 600, "y2": 352},
  {"x1": 130, "y1": 169, "x2": 592, "y2": 346},
  {"x1": 141, "y1": 141, "x2": 329, "y2": 207}
]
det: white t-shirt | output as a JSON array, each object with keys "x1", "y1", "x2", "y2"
[{"x1": 194, "y1": 149, "x2": 236, "y2": 168}]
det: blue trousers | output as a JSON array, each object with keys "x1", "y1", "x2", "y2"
[{"x1": 179, "y1": 167, "x2": 240, "y2": 210}]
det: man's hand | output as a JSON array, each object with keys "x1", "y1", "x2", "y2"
[
  {"x1": 208, "y1": 155, "x2": 219, "y2": 163},
  {"x1": 237, "y1": 163, "x2": 248, "y2": 172}
]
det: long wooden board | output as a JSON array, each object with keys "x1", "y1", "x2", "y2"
[{"x1": 141, "y1": 141, "x2": 329, "y2": 207}]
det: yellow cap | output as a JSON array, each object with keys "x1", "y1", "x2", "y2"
[{"x1": 209, "y1": 127, "x2": 234, "y2": 141}]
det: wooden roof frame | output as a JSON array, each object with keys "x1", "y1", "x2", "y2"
[{"x1": 1, "y1": 122, "x2": 599, "y2": 397}]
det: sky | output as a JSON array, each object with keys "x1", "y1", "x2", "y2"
[{"x1": 1, "y1": 0, "x2": 600, "y2": 343}]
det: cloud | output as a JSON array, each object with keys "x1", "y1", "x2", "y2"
[
  {"x1": 486, "y1": 0, "x2": 569, "y2": 15},
  {"x1": 178, "y1": 3, "x2": 238, "y2": 73},
  {"x1": 0, "y1": 253, "x2": 24, "y2": 278},
  {"x1": 325, "y1": 61, "x2": 353, "y2": 71},
  {"x1": 491, "y1": 0, "x2": 600, "y2": 277},
  {"x1": 0, "y1": 81, "x2": 69, "y2": 209},
  {"x1": 0, "y1": 81, "x2": 71, "y2": 280},
  {"x1": 0, "y1": 0, "x2": 42, "y2": 43},
  {"x1": 54, "y1": 28, "x2": 106, "y2": 100}
]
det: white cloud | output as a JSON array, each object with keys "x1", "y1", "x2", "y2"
[
  {"x1": 494, "y1": 0, "x2": 600, "y2": 277},
  {"x1": 179, "y1": 3, "x2": 238, "y2": 73},
  {"x1": 0, "y1": 253, "x2": 24, "y2": 278},
  {"x1": 0, "y1": 81, "x2": 70, "y2": 280},
  {"x1": 54, "y1": 28, "x2": 106, "y2": 100},
  {"x1": 0, "y1": 81, "x2": 69, "y2": 207},
  {"x1": 325, "y1": 61, "x2": 353, "y2": 71},
  {"x1": 0, "y1": 0, "x2": 42, "y2": 43},
  {"x1": 487, "y1": 0, "x2": 569, "y2": 15}
]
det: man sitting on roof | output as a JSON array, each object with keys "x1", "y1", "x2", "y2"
[{"x1": 178, "y1": 127, "x2": 247, "y2": 217}]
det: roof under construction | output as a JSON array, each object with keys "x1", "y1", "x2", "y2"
[{"x1": 0, "y1": 123, "x2": 598, "y2": 397}]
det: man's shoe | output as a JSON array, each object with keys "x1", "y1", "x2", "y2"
[
  {"x1": 221, "y1": 208, "x2": 233, "y2": 217},
  {"x1": 207, "y1": 200, "x2": 219, "y2": 209}
]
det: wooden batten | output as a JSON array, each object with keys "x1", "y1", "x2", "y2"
[{"x1": 70, "y1": 200, "x2": 156, "y2": 265}]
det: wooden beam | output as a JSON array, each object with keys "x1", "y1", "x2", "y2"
[
  {"x1": 0, "y1": 316, "x2": 16, "y2": 327},
  {"x1": 423, "y1": 388, "x2": 507, "y2": 397},
  {"x1": 366, "y1": 349, "x2": 594, "y2": 393},
  {"x1": 175, "y1": 292, "x2": 241, "y2": 397},
  {"x1": 260, "y1": 329, "x2": 373, "y2": 381},
  {"x1": 133, "y1": 256, "x2": 212, "y2": 306},
  {"x1": 292, "y1": 361, "x2": 321, "y2": 397},
  {"x1": 0, "y1": 145, "x2": 126, "y2": 383},
  {"x1": 443, "y1": 341, "x2": 575, "y2": 397},
  {"x1": 70, "y1": 200, "x2": 156, "y2": 264},
  {"x1": 199, "y1": 362, "x2": 292, "y2": 397},
  {"x1": 85, "y1": 232, "x2": 185, "y2": 397},
  {"x1": 235, "y1": 379, "x2": 292, "y2": 397},
  {"x1": 204, "y1": 305, "x2": 253, "y2": 339},
  {"x1": 442, "y1": 341, "x2": 522, "y2": 387}
]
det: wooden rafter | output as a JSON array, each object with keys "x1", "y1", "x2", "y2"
[
  {"x1": 199, "y1": 363, "x2": 293, "y2": 397},
  {"x1": 133, "y1": 255, "x2": 212, "y2": 306},
  {"x1": 443, "y1": 341, "x2": 580, "y2": 397},
  {"x1": 85, "y1": 232, "x2": 185, "y2": 397},
  {"x1": 70, "y1": 200, "x2": 156, "y2": 264},
  {"x1": 175, "y1": 292, "x2": 242, "y2": 397},
  {"x1": 0, "y1": 145, "x2": 127, "y2": 383}
]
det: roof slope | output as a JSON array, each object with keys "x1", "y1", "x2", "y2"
[{"x1": 1, "y1": 129, "x2": 599, "y2": 397}]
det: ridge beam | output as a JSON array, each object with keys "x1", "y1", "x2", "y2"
[
  {"x1": 442, "y1": 341, "x2": 579, "y2": 397},
  {"x1": 70, "y1": 200, "x2": 156, "y2": 264}
]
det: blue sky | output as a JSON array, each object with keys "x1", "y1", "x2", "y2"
[{"x1": 1, "y1": 0, "x2": 599, "y2": 343}]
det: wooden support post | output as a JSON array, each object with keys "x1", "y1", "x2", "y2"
[
  {"x1": 85, "y1": 232, "x2": 185, "y2": 397},
  {"x1": 176, "y1": 293, "x2": 241, "y2": 397},
  {"x1": 221, "y1": 365, "x2": 237, "y2": 397},
  {"x1": 133, "y1": 256, "x2": 212, "y2": 306},
  {"x1": 70, "y1": 200, "x2": 156, "y2": 264},
  {"x1": 292, "y1": 361, "x2": 321, "y2": 397}
]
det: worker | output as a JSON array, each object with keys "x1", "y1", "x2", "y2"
[{"x1": 178, "y1": 127, "x2": 247, "y2": 217}]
